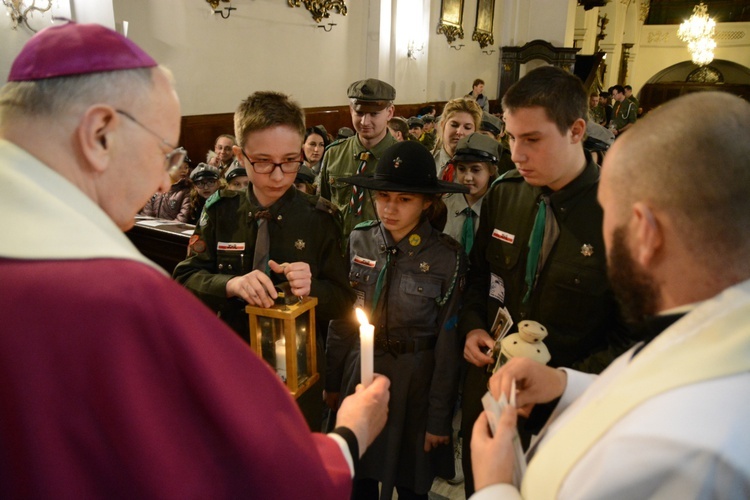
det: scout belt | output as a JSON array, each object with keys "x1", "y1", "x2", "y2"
[{"x1": 374, "y1": 336, "x2": 437, "y2": 354}]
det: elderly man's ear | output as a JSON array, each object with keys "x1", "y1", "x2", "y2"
[{"x1": 77, "y1": 105, "x2": 119, "y2": 173}]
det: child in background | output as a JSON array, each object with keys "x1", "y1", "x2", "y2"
[
  {"x1": 443, "y1": 133, "x2": 500, "y2": 255},
  {"x1": 140, "y1": 156, "x2": 192, "y2": 222},
  {"x1": 187, "y1": 163, "x2": 221, "y2": 224},
  {"x1": 326, "y1": 141, "x2": 468, "y2": 500},
  {"x1": 224, "y1": 161, "x2": 249, "y2": 192}
]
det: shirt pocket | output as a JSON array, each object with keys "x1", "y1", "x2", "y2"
[
  {"x1": 397, "y1": 274, "x2": 442, "y2": 328},
  {"x1": 486, "y1": 236, "x2": 523, "y2": 272},
  {"x1": 544, "y1": 261, "x2": 610, "y2": 329},
  {"x1": 216, "y1": 250, "x2": 245, "y2": 275}
]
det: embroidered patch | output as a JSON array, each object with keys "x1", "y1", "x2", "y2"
[
  {"x1": 353, "y1": 255, "x2": 377, "y2": 268},
  {"x1": 217, "y1": 242, "x2": 246, "y2": 251},
  {"x1": 489, "y1": 273, "x2": 505, "y2": 303},
  {"x1": 409, "y1": 234, "x2": 421, "y2": 246},
  {"x1": 188, "y1": 235, "x2": 207, "y2": 255},
  {"x1": 199, "y1": 211, "x2": 208, "y2": 227},
  {"x1": 295, "y1": 239, "x2": 305, "y2": 250},
  {"x1": 581, "y1": 244, "x2": 594, "y2": 257},
  {"x1": 492, "y1": 229, "x2": 515, "y2": 244}
]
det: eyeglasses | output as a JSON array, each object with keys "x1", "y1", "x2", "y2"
[
  {"x1": 194, "y1": 179, "x2": 218, "y2": 188},
  {"x1": 241, "y1": 149, "x2": 302, "y2": 174},
  {"x1": 116, "y1": 109, "x2": 186, "y2": 170}
]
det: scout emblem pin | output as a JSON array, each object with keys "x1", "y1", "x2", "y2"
[
  {"x1": 581, "y1": 244, "x2": 594, "y2": 257},
  {"x1": 419, "y1": 262, "x2": 430, "y2": 273},
  {"x1": 393, "y1": 157, "x2": 402, "y2": 168},
  {"x1": 295, "y1": 239, "x2": 305, "y2": 250}
]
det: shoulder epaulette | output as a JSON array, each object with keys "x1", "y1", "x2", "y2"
[
  {"x1": 325, "y1": 138, "x2": 347, "y2": 151},
  {"x1": 437, "y1": 232, "x2": 464, "y2": 253},
  {"x1": 353, "y1": 220, "x2": 379, "y2": 230},
  {"x1": 313, "y1": 195, "x2": 339, "y2": 215},
  {"x1": 490, "y1": 168, "x2": 523, "y2": 188},
  {"x1": 204, "y1": 188, "x2": 239, "y2": 211}
]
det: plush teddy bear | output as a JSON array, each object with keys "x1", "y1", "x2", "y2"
[{"x1": 493, "y1": 320, "x2": 551, "y2": 373}]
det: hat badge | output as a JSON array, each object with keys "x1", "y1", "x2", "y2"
[{"x1": 393, "y1": 157, "x2": 402, "y2": 169}]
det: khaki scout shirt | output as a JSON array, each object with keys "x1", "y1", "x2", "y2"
[
  {"x1": 319, "y1": 133, "x2": 398, "y2": 241},
  {"x1": 612, "y1": 100, "x2": 637, "y2": 131}
]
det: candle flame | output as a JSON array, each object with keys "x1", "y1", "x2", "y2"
[{"x1": 355, "y1": 307, "x2": 369, "y2": 326}]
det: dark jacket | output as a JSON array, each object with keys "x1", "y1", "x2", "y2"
[
  {"x1": 140, "y1": 179, "x2": 191, "y2": 222},
  {"x1": 173, "y1": 187, "x2": 355, "y2": 341}
]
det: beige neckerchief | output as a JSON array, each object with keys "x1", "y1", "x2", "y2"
[
  {"x1": 0, "y1": 139, "x2": 165, "y2": 274},
  {"x1": 522, "y1": 279, "x2": 750, "y2": 498}
]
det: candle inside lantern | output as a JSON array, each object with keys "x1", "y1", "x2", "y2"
[
  {"x1": 275, "y1": 337, "x2": 287, "y2": 382},
  {"x1": 356, "y1": 308, "x2": 374, "y2": 387}
]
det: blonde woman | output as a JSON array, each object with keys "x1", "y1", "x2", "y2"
[{"x1": 433, "y1": 98, "x2": 482, "y2": 182}]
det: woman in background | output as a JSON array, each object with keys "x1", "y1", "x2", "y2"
[
  {"x1": 302, "y1": 126, "x2": 329, "y2": 186},
  {"x1": 140, "y1": 156, "x2": 192, "y2": 222},
  {"x1": 432, "y1": 98, "x2": 482, "y2": 183}
]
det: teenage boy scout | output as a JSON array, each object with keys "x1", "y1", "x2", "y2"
[
  {"x1": 458, "y1": 66, "x2": 632, "y2": 496},
  {"x1": 319, "y1": 78, "x2": 398, "y2": 241},
  {"x1": 174, "y1": 91, "x2": 354, "y2": 342}
]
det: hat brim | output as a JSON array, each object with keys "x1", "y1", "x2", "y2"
[
  {"x1": 341, "y1": 174, "x2": 469, "y2": 194},
  {"x1": 351, "y1": 100, "x2": 391, "y2": 113},
  {"x1": 453, "y1": 149, "x2": 498, "y2": 164}
]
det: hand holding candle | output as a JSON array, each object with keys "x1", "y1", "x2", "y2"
[{"x1": 356, "y1": 308, "x2": 374, "y2": 387}]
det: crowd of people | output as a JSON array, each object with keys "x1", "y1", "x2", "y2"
[{"x1": 2, "y1": 21, "x2": 748, "y2": 500}]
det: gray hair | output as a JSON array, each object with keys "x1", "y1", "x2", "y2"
[{"x1": 0, "y1": 67, "x2": 156, "y2": 124}]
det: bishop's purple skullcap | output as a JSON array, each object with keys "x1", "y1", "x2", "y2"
[{"x1": 8, "y1": 22, "x2": 157, "y2": 82}]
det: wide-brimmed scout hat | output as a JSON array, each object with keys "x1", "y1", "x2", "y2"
[
  {"x1": 341, "y1": 141, "x2": 468, "y2": 195},
  {"x1": 452, "y1": 133, "x2": 500, "y2": 164}
]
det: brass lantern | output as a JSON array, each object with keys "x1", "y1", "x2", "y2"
[{"x1": 246, "y1": 296, "x2": 319, "y2": 398}]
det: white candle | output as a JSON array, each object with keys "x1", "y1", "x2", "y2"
[
  {"x1": 356, "y1": 308, "x2": 374, "y2": 387},
  {"x1": 275, "y1": 337, "x2": 287, "y2": 382}
]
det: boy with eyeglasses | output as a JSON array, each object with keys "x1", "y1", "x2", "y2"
[{"x1": 173, "y1": 91, "x2": 355, "y2": 343}]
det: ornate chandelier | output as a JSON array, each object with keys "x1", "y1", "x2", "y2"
[
  {"x1": 2, "y1": 0, "x2": 53, "y2": 32},
  {"x1": 677, "y1": 3, "x2": 716, "y2": 66}
]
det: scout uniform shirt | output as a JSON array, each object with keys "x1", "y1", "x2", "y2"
[
  {"x1": 319, "y1": 133, "x2": 398, "y2": 241},
  {"x1": 612, "y1": 99, "x2": 637, "y2": 131},
  {"x1": 457, "y1": 154, "x2": 633, "y2": 494},
  {"x1": 443, "y1": 192, "x2": 482, "y2": 254},
  {"x1": 326, "y1": 218, "x2": 467, "y2": 498},
  {"x1": 173, "y1": 186, "x2": 355, "y2": 341}
]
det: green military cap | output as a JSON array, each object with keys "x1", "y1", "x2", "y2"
[
  {"x1": 190, "y1": 163, "x2": 221, "y2": 182},
  {"x1": 337, "y1": 126, "x2": 355, "y2": 139},
  {"x1": 224, "y1": 161, "x2": 247, "y2": 182},
  {"x1": 481, "y1": 111, "x2": 503, "y2": 136},
  {"x1": 453, "y1": 133, "x2": 500, "y2": 164},
  {"x1": 347, "y1": 78, "x2": 396, "y2": 112},
  {"x1": 407, "y1": 116, "x2": 424, "y2": 128}
]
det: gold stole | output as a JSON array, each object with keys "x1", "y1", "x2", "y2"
[{"x1": 522, "y1": 294, "x2": 750, "y2": 499}]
